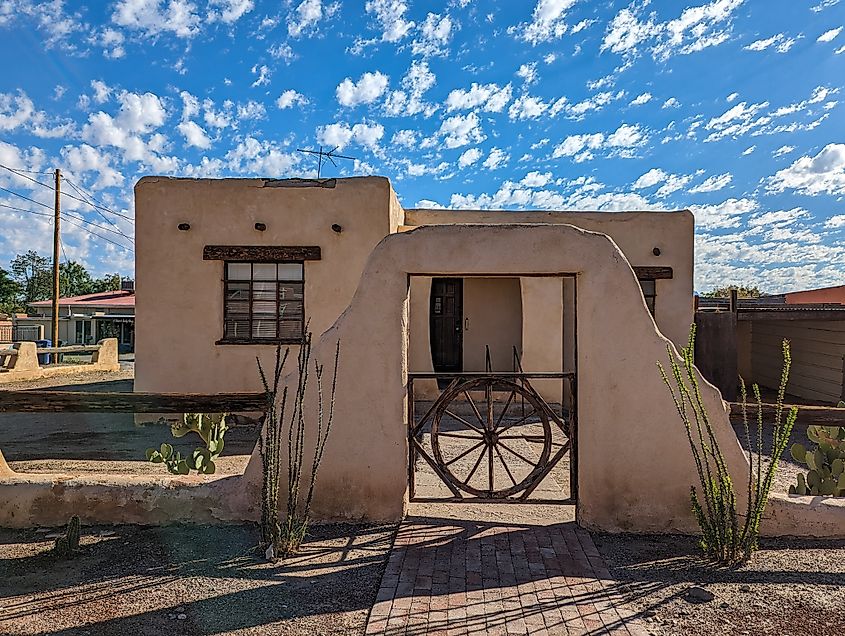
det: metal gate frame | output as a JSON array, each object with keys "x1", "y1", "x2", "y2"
[{"x1": 407, "y1": 371, "x2": 577, "y2": 504}]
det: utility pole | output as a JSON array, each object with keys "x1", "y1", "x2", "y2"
[{"x1": 51, "y1": 168, "x2": 60, "y2": 363}]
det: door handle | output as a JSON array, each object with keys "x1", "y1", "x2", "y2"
[{"x1": 463, "y1": 317, "x2": 469, "y2": 332}]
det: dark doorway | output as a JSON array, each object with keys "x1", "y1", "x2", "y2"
[{"x1": 430, "y1": 278, "x2": 463, "y2": 372}]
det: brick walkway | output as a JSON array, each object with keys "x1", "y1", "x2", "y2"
[{"x1": 366, "y1": 518, "x2": 648, "y2": 636}]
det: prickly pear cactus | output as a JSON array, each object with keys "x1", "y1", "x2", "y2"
[
  {"x1": 145, "y1": 413, "x2": 228, "y2": 475},
  {"x1": 789, "y1": 426, "x2": 845, "y2": 496}
]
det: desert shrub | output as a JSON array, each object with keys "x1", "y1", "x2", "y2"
[
  {"x1": 658, "y1": 325, "x2": 797, "y2": 565},
  {"x1": 257, "y1": 334, "x2": 339, "y2": 560},
  {"x1": 790, "y1": 426, "x2": 845, "y2": 496}
]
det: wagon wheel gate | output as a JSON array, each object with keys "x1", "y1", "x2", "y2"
[{"x1": 408, "y1": 372, "x2": 576, "y2": 502}]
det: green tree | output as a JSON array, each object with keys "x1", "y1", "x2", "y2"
[
  {"x1": 59, "y1": 261, "x2": 95, "y2": 297},
  {"x1": 701, "y1": 285, "x2": 763, "y2": 299},
  {"x1": 91, "y1": 273, "x2": 121, "y2": 293},
  {"x1": 10, "y1": 251, "x2": 52, "y2": 303},
  {"x1": 0, "y1": 266, "x2": 22, "y2": 315}
]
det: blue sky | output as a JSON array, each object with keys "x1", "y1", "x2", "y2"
[{"x1": 0, "y1": 0, "x2": 844, "y2": 292}]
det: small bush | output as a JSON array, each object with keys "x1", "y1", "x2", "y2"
[{"x1": 658, "y1": 325, "x2": 797, "y2": 565}]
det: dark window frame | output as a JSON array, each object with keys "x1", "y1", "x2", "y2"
[
  {"x1": 217, "y1": 261, "x2": 306, "y2": 345},
  {"x1": 638, "y1": 278, "x2": 656, "y2": 316}
]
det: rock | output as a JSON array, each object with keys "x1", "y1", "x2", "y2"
[
  {"x1": 739, "y1": 584, "x2": 751, "y2": 593},
  {"x1": 685, "y1": 586, "x2": 715, "y2": 604},
  {"x1": 177, "y1": 614, "x2": 187, "y2": 620},
  {"x1": 719, "y1": 602, "x2": 730, "y2": 609}
]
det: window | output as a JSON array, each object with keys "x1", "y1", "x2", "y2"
[
  {"x1": 638, "y1": 279, "x2": 656, "y2": 316},
  {"x1": 221, "y1": 262, "x2": 304, "y2": 343}
]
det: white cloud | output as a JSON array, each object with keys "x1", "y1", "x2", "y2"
[
  {"x1": 744, "y1": 33, "x2": 797, "y2": 53},
  {"x1": 518, "y1": 0, "x2": 578, "y2": 45},
  {"x1": 316, "y1": 122, "x2": 385, "y2": 152},
  {"x1": 91, "y1": 80, "x2": 112, "y2": 104},
  {"x1": 437, "y1": 111, "x2": 485, "y2": 148},
  {"x1": 391, "y1": 129, "x2": 417, "y2": 148},
  {"x1": 61, "y1": 144, "x2": 125, "y2": 189},
  {"x1": 772, "y1": 145, "x2": 795, "y2": 158},
  {"x1": 741, "y1": 145, "x2": 755, "y2": 155},
  {"x1": 727, "y1": 92, "x2": 739, "y2": 102},
  {"x1": 482, "y1": 147, "x2": 508, "y2": 170},
  {"x1": 208, "y1": 0, "x2": 254, "y2": 24},
  {"x1": 521, "y1": 171, "x2": 553, "y2": 187},
  {"x1": 689, "y1": 172, "x2": 732, "y2": 192},
  {"x1": 690, "y1": 197, "x2": 758, "y2": 230},
  {"x1": 606, "y1": 123, "x2": 645, "y2": 147},
  {"x1": 276, "y1": 89, "x2": 308, "y2": 109},
  {"x1": 445, "y1": 83, "x2": 512, "y2": 113},
  {"x1": 552, "y1": 132, "x2": 604, "y2": 158},
  {"x1": 517, "y1": 62, "x2": 539, "y2": 85},
  {"x1": 0, "y1": 91, "x2": 35, "y2": 131},
  {"x1": 250, "y1": 64, "x2": 270, "y2": 88},
  {"x1": 662, "y1": 97, "x2": 680, "y2": 109},
  {"x1": 336, "y1": 71, "x2": 389, "y2": 107},
  {"x1": 633, "y1": 168, "x2": 668, "y2": 189},
  {"x1": 602, "y1": 0, "x2": 744, "y2": 60},
  {"x1": 384, "y1": 60, "x2": 437, "y2": 117},
  {"x1": 457, "y1": 147, "x2": 482, "y2": 168},
  {"x1": 412, "y1": 12, "x2": 453, "y2": 57},
  {"x1": 630, "y1": 92, "x2": 652, "y2": 106},
  {"x1": 177, "y1": 120, "x2": 211, "y2": 149},
  {"x1": 112, "y1": 0, "x2": 201, "y2": 38},
  {"x1": 226, "y1": 136, "x2": 299, "y2": 176},
  {"x1": 364, "y1": 0, "x2": 414, "y2": 42},
  {"x1": 508, "y1": 94, "x2": 550, "y2": 120},
  {"x1": 817, "y1": 26, "x2": 843, "y2": 42},
  {"x1": 287, "y1": 0, "x2": 338, "y2": 37},
  {"x1": 825, "y1": 214, "x2": 845, "y2": 228},
  {"x1": 236, "y1": 100, "x2": 266, "y2": 120},
  {"x1": 768, "y1": 144, "x2": 845, "y2": 196}
]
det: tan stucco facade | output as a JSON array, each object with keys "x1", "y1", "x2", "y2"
[{"x1": 2, "y1": 223, "x2": 839, "y2": 538}]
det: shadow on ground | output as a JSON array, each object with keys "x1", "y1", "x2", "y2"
[{"x1": 0, "y1": 523, "x2": 396, "y2": 635}]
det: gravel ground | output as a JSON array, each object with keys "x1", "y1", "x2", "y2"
[
  {"x1": 594, "y1": 532, "x2": 845, "y2": 636},
  {"x1": 0, "y1": 522, "x2": 396, "y2": 636}
]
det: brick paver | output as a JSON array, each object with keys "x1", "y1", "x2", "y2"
[{"x1": 366, "y1": 519, "x2": 648, "y2": 636}]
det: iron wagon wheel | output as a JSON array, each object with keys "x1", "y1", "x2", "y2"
[{"x1": 430, "y1": 377, "x2": 552, "y2": 498}]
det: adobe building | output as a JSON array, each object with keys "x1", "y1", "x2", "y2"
[
  {"x1": 133, "y1": 176, "x2": 693, "y2": 402},
  {"x1": 4, "y1": 175, "x2": 841, "y2": 540}
]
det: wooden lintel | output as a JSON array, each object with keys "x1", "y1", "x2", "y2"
[
  {"x1": 203, "y1": 245, "x2": 321, "y2": 262},
  {"x1": 0, "y1": 391, "x2": 267, "y2": 413},
  {"x1": 633, "y1": 266, "x2": 673, "y2": 280}
]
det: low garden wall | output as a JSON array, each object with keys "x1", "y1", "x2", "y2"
[{"x1": 0, "y1": 339, "x2": 120, "y2": 383}]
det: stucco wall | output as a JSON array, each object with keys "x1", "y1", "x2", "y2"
[
  {"x1": 134, "y1": 176, "x2": 397, "y2": 393},
  {"x1": 520, "y1": 277, "x2": 567, "y2": 403},
  {"x1": 2, "y1": 224, "x2": 839, "y2": 536},
  {"x1": 785, "y1": 286, "x2": 845, "y2": 304},
  {"x1": 404, "y1": 209, "x2": 694, "y2": 351}
]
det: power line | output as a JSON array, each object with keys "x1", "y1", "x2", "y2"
[
  {"x1": 0, "y1": 185, "x2": 52, "y2": 210},
  {"x1": 63, "y1": 177, "x2": 134, "y2": 222},
  {"x1": 60, "y1": 215, "x2": 134, "y2": 253},
  {"x1": 64, "y1": 178, "x2": 133, "y2": 241},
  {"x1": 61, "y1": 209, "x2": 133, "y2": 241},
  {"x1": 0, "y1": 163, "x2": 134, "y2": 222},
  {"x1": 0, "y1": 201, "x2": 54, "y2": 218}
]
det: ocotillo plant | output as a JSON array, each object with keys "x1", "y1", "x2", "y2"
[
  {"x1": 257, "y1": 334, "x2": 340, "y2": 560},
  {"x1": 658, "y1": 325, "x2": 797, "y2": 565}
]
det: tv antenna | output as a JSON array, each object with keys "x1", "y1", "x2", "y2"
[{"x1": 296, "y1": 145, "x2": 356, "y2": 178}]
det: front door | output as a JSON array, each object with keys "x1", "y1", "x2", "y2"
[{"x1": 430, "y1": 278, "x2": 463, "y2": 372}]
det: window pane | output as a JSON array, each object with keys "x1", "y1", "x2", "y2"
[
  {"x1": 253, "y1": 263, "x2": 277, "y2": 280},
  {"x1": 277, "y1": 263, "x2": 303, "y2": 281},
  {"x1": 638, "y1": 279, "x2": 655, "y2": 295},
  {"x1": 279, "y1": 300, "x2": 303, "y2": 321},
  {"x1": 279, "y1": 319, "x2": 303, "y2": 341},
  {"x1": 227, "y1": 263, "x2": 251, "y2": 280},
  {"x1": 279, "y1": 282, "x2": 303, "y2": 301}
]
